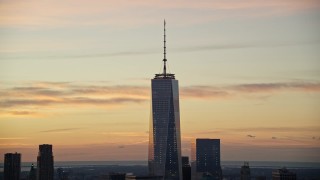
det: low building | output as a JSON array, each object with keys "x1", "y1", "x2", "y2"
[{"x1": 272, "y1": 168, "x2": 296, "y2": 180}]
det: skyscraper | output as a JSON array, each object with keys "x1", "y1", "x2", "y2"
[
  {"x1": 4, "y1": 152, "x2": 21, "y2": 180},
  {"x1": 191, "y1": 139, "x2": 222, "y2": 180},
  {"x1": 240, "y1": 162, "x2": 251, "y2": 180},
  {"x1": 148, "y1": 20, "x2": 182, "y2": 180},
  {"x1": 37, "y1": 144, "x2": 54, "y2": 180}
]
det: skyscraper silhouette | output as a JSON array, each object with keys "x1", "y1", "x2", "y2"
[
  {"x1": 4, "y1": 152, "x2": 21, "y2": 180},
  {"x1": 37, "y1": 144, "x2": 54, "y2": 180},
  {"x1": 191, "y1": 139, "x2": 222, "y2": 180},
  {"x1": 148, "y1": 20, "x2": 182, "y2": 180},
  {"x1": 240, "y1": 162, "x2": 251, "y2": 180}
]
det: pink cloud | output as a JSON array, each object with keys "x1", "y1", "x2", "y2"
[{"x1": 0, "y1": 81, "x2": 319, "y2": 116}]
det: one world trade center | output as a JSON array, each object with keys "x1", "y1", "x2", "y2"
[{"x1": 148, "y1": 21, "x2": 182, "y2": 180}]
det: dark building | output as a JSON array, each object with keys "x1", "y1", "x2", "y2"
[
  {"x1": 182, "y1": 157, "x2": 191, "y2": 180},
  {"x1": 191, "y1": 139, "x2": 222, "y2": 180},
  {"x1": 4, "y1": 152, "x2": 21, "y2": 180},
  {"x1": 181, "y1": 157, "x2": 189, "y2": 167},
  {"x1": 240, "y1": 162, "x2": 251, "y2": 180},
  {"x1": 126, "y1": 175, "x2": 163, "y2": 179},
  {"x1": 99, "y1": 173, "x2": 126, "y2": 180},
  {"x1": 272, "y1": 168, "x2": 296, "y2": 180},
  {"x1": 57, "y1": 168, "x2": 69, "y2": 180},
  {"x1": 28, "y1": 163, "x2": 37, "y2": 180},
  {"x1": 37, "y1": 144, "x2": 54, "y2": 180},
  {"x1": 148, "y1": 20, "x2": 182, "y2": 180},
  {"x1": 255, "y1": 176, "x2": 266, "y2": 180}
]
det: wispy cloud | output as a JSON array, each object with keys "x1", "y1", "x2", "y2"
[
  {"x1": 226, "y1": 126, "x2": 320, "y2": 133},
  {"x1": 192, "y1": 127, "x2": 320, "y2": 139},
  {"x1": 2, "y1": 40, "x2": 320, "y2": 61},
  {"x1": 7, "y1": 110, "x2": 37, "y2": 116},
  {"x1": 1, "y1": 81, "x2": 319, "y2": 116},
  {"x1": 40, "y1": 128, "x2": 82, "y2": 133},
  {"x1": 231, "y1": 82, "x2": 320, "y2": 93},
  {"x1": 174, "y1": 40, "x2": 320, "y2": 54},
  {"x1": 99, "y1": 132, "x2": 148, "y2": 138},
  {"x1": 0, "y1": 137, "x2": 28, "y2": 140},
  {"x1": 180, "y1": 86, "x2": 229, "y2": 99}
]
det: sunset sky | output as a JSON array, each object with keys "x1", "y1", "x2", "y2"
[{"x1": 0, "y1": 0, "x2": 320, "y2": 163}]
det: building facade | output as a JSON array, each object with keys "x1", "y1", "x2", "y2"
[
  {"x1": 37, "y1": 144, "x2": 54, "y2": 180},
  {"x1": 182, "y1": 157, "x2": 191, "y2": 180},
  {"x1": 191, "y1": 139, "x2": 222, "y2": 180},
  {"x1": 4, "y1": 152, "x2": 21, "y2": 180},
  {"x1": 272, "y1": 168, "x2": 296, "y2": 180},
  {"x1": 148, "y1": 21, "x2": 182, "y2": 180}
]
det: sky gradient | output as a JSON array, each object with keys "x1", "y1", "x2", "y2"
[{"x1": 0, "y1": 0, "x2": 320, "y2": 163}]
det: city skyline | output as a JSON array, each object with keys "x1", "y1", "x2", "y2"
[{"x1": 1, "y1": 0, "x2": 320, "y2": 162}]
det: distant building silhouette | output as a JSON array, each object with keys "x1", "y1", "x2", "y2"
[
  {"x1": 99, "y1": 173, "x2": 126, "y2": 180},
  {"x1": 57, "y1": 168, "x2": 64, "y2": 180},
  {"x1": 4, "y1": 152, "x2": 21, "y2": 180},
  {"x1": 255, "y1": 176, "x2": 266, "y2": 180},
  {"x1": 126, "y1": 175, "x2": 163, "y2": 179},
  {"x1": 191, "y1": 139, "x2": 222, "y2": 180},
  {"x1": 28, "y1": 163, "x2": 37, "y2": 180},
  {"x1": 182, "y1": 156, "x2": 191, "y2": 180},
  {"x1": 148, "y1": 20, "x2": 182, "y2": 180},
  {"x1": 272, "y1": 168, "x2": 296, "y2": 180},
  {"x1": 240, "y1": 162, "x2": 251, "y2": 180},
  {"x1": 37, "y1": 144, "x2": 54, "y2": 180},
  {"x1": 57, "y1": 167, "x2": 69, "y2": 180}
]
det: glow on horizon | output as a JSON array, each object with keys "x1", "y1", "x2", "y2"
[{"x1": 1, "y1": 0, "x2": 320, "y2": 162}]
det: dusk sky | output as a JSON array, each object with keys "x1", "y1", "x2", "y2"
[{"x1": 0, "y1": 0, "x2": 320, "y2": 163}]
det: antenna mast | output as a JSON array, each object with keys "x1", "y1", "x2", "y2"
[
  {"x1": 154, "y1": 20, "x2": 175, "y2": 79},
  {"x1": 163, "y1": 19, "x2": 167, "y2": 76}
]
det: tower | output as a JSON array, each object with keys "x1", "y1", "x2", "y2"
[
  {"x1": 37, "y1": 144, "x2": 54, "y2": 180},
  {"x1": 148, "y1": 20, "x2": 182, "y2": 180},
  {"x1": 191, "y1": 139, "x2": 222, "y2": 180},
  {"x1": 240, "y1": 162, "x2": 251, "y2": 180},
  {"x1": 4, "y1": 152, "x2": 21, "y2": 180}
]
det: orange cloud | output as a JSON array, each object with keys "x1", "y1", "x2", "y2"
[{"x1": 1, "y1": 81, "x2": 319, "y2": 116}]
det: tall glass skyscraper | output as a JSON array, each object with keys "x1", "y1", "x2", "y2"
[
  {"x1": 37, "y1": 144, "x2": 54, "y2": 180},
  {"x1": 148, "y1": 21, "x2": 182, "y2": 180},
  {"x1": 191, "y1": 139, "x2": 222, "y2": 180}
]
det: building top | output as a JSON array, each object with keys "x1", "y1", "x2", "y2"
[
  {"x1": 196, "y1": 138, "x2": 220, "y2": 141},
  {"x1": 273, "y1": 167, "x2": 296, "y2": 175},
  {"x1": 154, "y1": 20, "x2": 175, "y2": 80},
  {"x1": 5, "y1": 152, "x2": 21, "y2": 155}
]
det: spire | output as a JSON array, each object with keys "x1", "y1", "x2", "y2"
[
  {"x1": 163, "y1": 19, "x2": 167, "y2": 76},
  {"x1": 154, "y1": 20, "x2": 175, "y2": 79}
]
